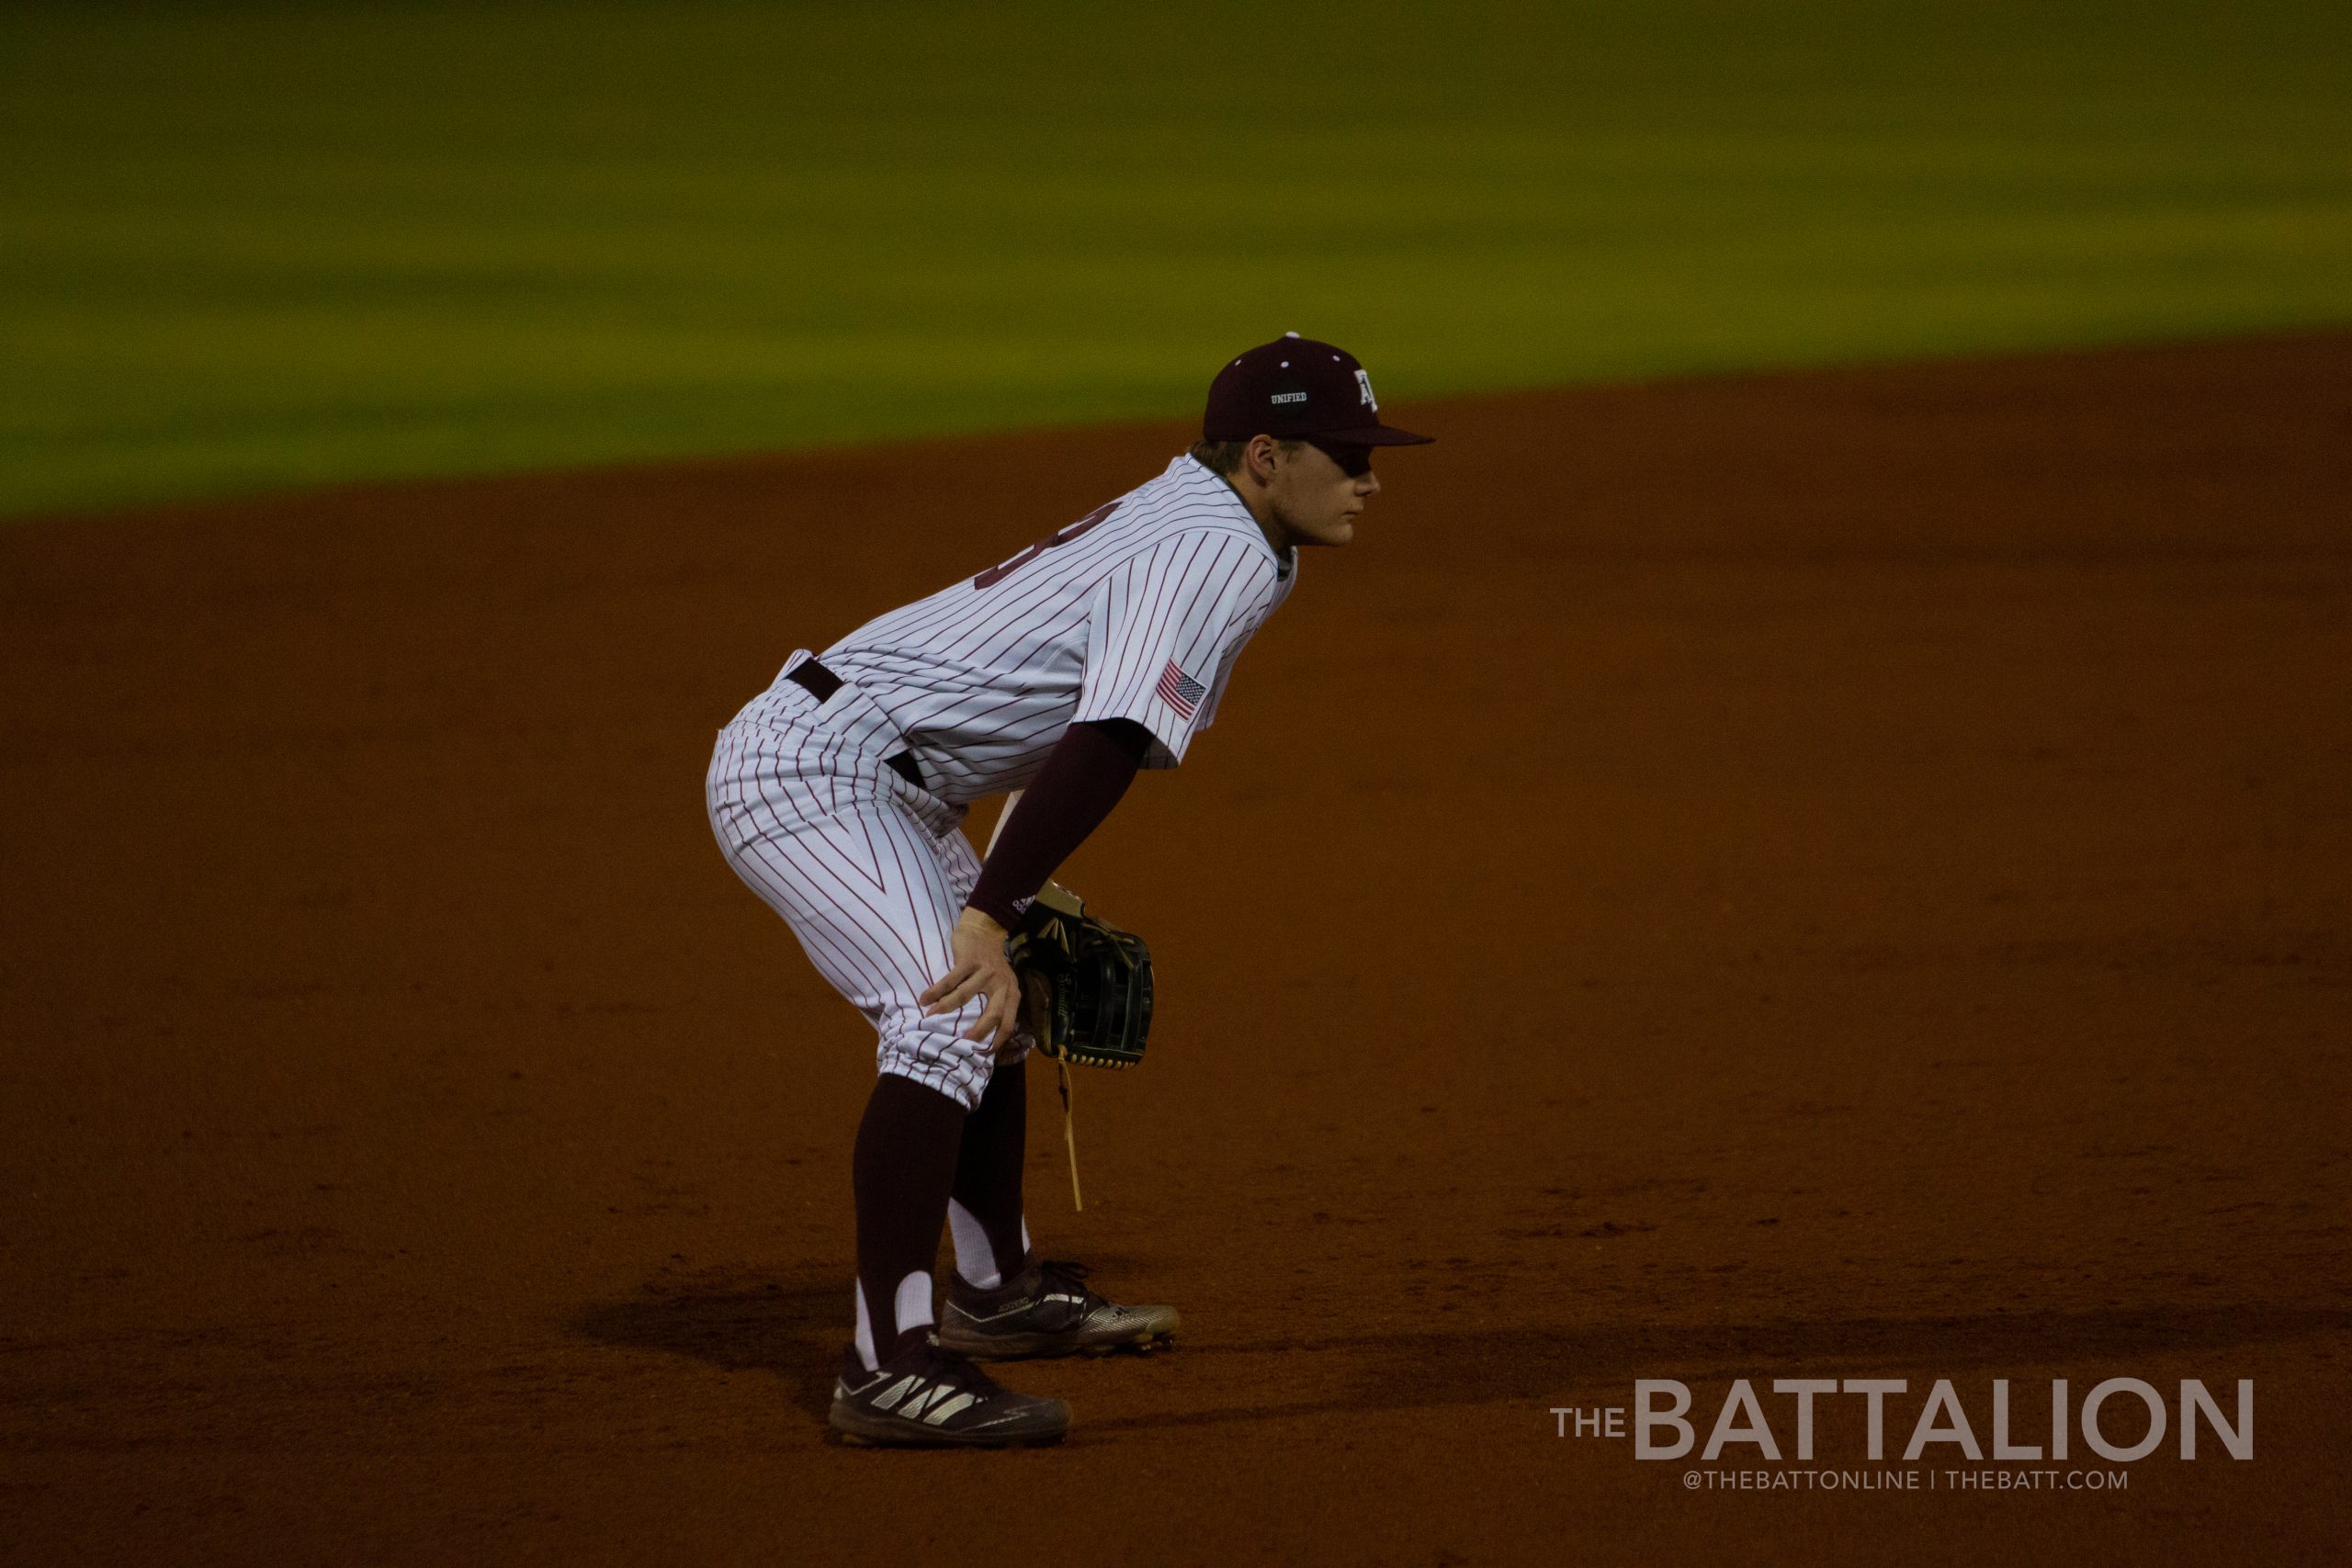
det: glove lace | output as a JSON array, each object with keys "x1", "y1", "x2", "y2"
[{"x1": 1054, "y1": 1056, "x2": 1082, "y2": 1211}]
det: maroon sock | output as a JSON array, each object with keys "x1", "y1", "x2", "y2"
[
  {"x1": 852, "y1": 1072, "x2": 967, "y2": 1367},
  {"x1": 951, "y1": 1057, "x2": 1031, "y2": 1285}
]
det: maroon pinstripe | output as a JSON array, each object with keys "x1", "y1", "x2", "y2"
[{"x1": 705, "y1": 455, "x2": 1295, "y2": 1108}]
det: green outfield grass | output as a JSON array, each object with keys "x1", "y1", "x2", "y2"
[{"x1": 4, "y1": 0, "x2": 2348, "y2": 516}]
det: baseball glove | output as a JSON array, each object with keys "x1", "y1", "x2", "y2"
[{"x1": 1005, "y1": 882, "x2": 1154, "y2": 1069}]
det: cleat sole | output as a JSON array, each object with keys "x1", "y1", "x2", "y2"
[
  {"x1": 828, "y1": 1400, "x2": 1070, "y2": 1449},
  {"x1": 945, "y1": 1326, "x2": 1179, "y2": 1361}
]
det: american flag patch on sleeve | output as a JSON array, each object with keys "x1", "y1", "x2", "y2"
[{"x1": 1155, "y1": 660, "x2": 1208, "y2": 720}]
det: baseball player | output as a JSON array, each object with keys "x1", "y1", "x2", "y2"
[{"x1": 706, "y1": 334, "x2": 1431, "y2": 1446}]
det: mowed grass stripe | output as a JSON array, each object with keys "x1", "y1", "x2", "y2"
[{"x1": 3, "y1": 0, "x2": 2348, "y2": 516}]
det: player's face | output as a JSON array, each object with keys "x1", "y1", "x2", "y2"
[{"x1": 1267, "y1": 439, "x2": 1380, "y2": 547}]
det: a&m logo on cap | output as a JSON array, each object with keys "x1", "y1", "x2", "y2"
[{"x1": 1355, "y1": 368, "x2": 1377, "y2": 409}]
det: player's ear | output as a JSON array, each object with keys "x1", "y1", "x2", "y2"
[{"x1": 1243, "y1": 434, "x2": 1280, "y2": 485}]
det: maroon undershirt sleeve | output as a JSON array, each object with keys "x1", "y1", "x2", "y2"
[{"x1": 964, "y1": 718, "x2": 1154, "y2": 929}]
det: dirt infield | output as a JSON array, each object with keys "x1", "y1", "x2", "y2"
[{"x1": 4, "y1": 333, "x2": 2347, "y2": 1564}]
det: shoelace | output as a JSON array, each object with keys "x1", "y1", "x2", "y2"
[
  {"x1": 914, "y1": 1345, "x2": 1006, "y2": 1401},
  {"x1": 1033, "y1": 1259, "x2": 1102, "y2": 1307}
]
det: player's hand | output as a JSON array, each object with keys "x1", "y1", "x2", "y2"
[{"x1": 921, "y1": 907, "x2": 1021, "y2": 1053}]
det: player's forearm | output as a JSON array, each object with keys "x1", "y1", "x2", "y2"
[{"x1": 965, "y1": 718, "x2": 1151, "y2": 928}]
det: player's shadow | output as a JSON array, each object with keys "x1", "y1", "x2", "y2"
[
  {"x1": 574, "y1": 1272, "x2": 852, "y2": 1419},
  {"x1": 572, "y1": 1253, "x2": 1163, "y2": 1420},
  {"x1": 575, "y1": 1275, "x2": 2349, "y2": 1435}
]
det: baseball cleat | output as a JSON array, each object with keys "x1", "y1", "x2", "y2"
[
  {"x1": 936, "y1": 1258, "x2": 1180, "y2": 1359},
  {"x1": 828, "y1": 1343, "x2": 1071, "y2": 1448}
]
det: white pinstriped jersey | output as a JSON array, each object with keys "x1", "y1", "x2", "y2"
[{"x1": 786, "y1": 455, "x2": 1296, "y2": 805}]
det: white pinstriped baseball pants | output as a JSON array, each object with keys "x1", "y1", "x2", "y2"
[{"x1": 706, "y1": 655, "x2": 1026, "y2": 1111}]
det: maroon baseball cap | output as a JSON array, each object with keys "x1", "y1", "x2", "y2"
[{"x1": 1202, "y1": 333, "x2": 1434, "y2": 446}]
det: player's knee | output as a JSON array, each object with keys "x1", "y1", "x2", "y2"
[{"x1": 876, "y1": 1006, "x2": 993, "y2": 1111}]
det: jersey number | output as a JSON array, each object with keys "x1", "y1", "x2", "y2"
[{"x1": 973, "y1": 502, "x2": 1119, "y2": 590}]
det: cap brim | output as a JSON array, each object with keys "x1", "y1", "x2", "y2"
[{"x1": 1315, "y1": 423, "x2": 1435, "y2": 446}]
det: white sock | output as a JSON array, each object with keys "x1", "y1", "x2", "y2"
[
  {"x1": 854, "y1": 1270, "x2": 942, "y2": 1371},
  {"x1": 853, "y1": 1282, "x2": 876, "y2": 1372},
  {"x1": 894, "y1": 1270, "x2": 934, "y2": 1344},
  {"x1": 947, "y1": 1198, "x2": 1001, "y2": 1290}
]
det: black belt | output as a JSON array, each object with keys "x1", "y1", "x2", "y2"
[{"x1": 786, "y1": 659, "x2": 925, "y2": 790}]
